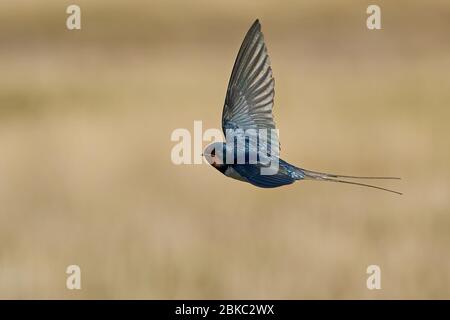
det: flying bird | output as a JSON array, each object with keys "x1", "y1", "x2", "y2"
[{"x1": 203, "y1": 19, "x2": 401, "y2": 194}]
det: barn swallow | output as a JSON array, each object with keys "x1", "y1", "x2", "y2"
[{"x1": 203, "y1": 19, "x2": 401, "y2": 194}]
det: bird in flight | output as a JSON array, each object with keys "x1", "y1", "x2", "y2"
[{"x1": 203, "y1": 19, "x2": 401, "y2": 194}]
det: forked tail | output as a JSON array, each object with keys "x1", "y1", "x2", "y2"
[{"x1": 300, "y1": 168, "x2": 402, "y2": 195}]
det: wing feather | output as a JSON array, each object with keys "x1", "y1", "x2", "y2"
[{"x1": 222, "y1": 19, "x2": 279, "y2": 154}]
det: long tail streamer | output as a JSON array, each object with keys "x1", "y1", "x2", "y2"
[{"x1": 301, "y1": 168, "x2": 402, "y2": 195}]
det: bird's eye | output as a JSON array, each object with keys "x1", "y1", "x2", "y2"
[{"x1": 211, "y1": 149, "x2": 216, "y2": 157}]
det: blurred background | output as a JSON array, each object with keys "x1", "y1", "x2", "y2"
[{"x1": 0, "y1": 0, "x2": 449, "y2": 299}]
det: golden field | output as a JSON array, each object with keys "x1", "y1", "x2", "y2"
[{"x1": 0, "y1": 0, "x2": 449, "y2": 299}]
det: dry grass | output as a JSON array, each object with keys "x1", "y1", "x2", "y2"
[{"x1": 0, "y1": 0, "x2": 449, "y2": 299}]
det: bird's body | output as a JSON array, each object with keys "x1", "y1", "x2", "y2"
[
  {"x1": 205, "y1": 141, "x2": 303, "y2": 188},
  {"x1": 203, "y1": 19, "x2": 401, "y2": 194}
]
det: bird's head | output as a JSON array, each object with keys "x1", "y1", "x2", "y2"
[{"x1": 203, "y1": 142, "x2": 227, "y2": 174}]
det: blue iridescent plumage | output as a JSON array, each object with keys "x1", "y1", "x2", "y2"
[{"x1": 203, "y1": 19, "x2": 401, "y2": 194}]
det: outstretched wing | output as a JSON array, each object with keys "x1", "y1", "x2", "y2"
[{"x1": 222, "y1": 19, "x2": 279, "y2": 154}]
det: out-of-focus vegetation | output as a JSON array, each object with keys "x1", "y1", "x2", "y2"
[{"x1": 0, "y1": 0, "x2": 449, "y2": 298}]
